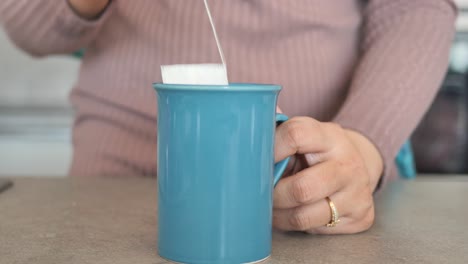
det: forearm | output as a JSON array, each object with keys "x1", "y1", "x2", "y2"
[
  {"x1": 333, "y1": 0, "x2": 456, "y2": 187},
  {"x1": 0, "y1": 0, "x2": 113, "y2": 57}
]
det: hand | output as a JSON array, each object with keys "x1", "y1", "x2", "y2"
[
  {"x1": 273, "y1": 116, "x2": 383, "y2": 234},
  {"x1": 68, "y1": 0, "x2": 110, "y2": 19}
]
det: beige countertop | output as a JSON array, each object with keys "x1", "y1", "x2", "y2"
[{"x1": 0, "y1": 176, "x2": 467, "y2": 264}]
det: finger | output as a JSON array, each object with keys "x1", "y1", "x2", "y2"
[
  {"x1": 306, "y1": 205, "x2": 375, "y2": 235},
  {"x1": 273, "y1": 161, "x2": 343, "y2": 209},
  {"x1": 273, "y1": 193, "x2": 346, "y2": 231},
  {"x1": 274, "y1": 117, "x2": 334, "y2": 162}
]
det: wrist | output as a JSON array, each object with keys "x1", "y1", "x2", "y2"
[
  {"x1": 67, "y1": 0, "x2": 110, "y2": 20},
  {"x1": 345, "y1": 129, "x2": 384, "y2": 191}
]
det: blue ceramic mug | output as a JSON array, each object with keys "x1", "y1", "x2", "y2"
[{"x1": 154, "y1": 83, "x2": 291, "y2": 264}]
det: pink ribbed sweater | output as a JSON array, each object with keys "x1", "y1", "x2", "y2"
[{"x1": 0, "y1": 0, "x2": 457, "y2": 185}]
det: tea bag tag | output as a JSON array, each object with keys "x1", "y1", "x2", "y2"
[
  {"x1": 161, "y1": 0, "x2": 228, "y2": 85},
  {"x1": 161, "y1": 64, "x2": 228, "y2": 85}
]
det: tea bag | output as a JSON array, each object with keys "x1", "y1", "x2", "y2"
[
  {"x1": 161, "y1": 0, "x2": 228, "y2": 85},
  {"x1": 161, "y1": 64, "x2": 228, "y2": 85}
]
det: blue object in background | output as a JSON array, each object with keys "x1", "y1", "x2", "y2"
[
  {"x1": 154, "y1": 83, "x2": 290, "y2": 264},
  {"x1": 395, "y1": 141, "x2": 417, "y2": 179},
  {"x1": 71, "y1": 49, "x2": 85, "y2": 58}
]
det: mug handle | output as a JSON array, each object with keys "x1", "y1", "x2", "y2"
[{"x1": 273, "y1": 114, "x2": 291, "y2": 187}]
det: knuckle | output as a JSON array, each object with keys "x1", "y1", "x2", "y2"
[
  {"x1": 353, "y1": 188, "x2": 374, "y2": 217},
  {"x1": 305, "y1": 117, "x2": 321, "y2": 129},
  {"x1": 291, "y1": 178, "x2": 314, "y2": 204},
  {"x1": 359, "y1": 197, "x2": 374, "y2": 218},
  {"x1": 325, "y1": 122, "x2": 343, "y2": 133},
  {"x1": 289, "y1": 207, "x2": 311, "y2": 230},
  {"x1": 324, "y1": 122, "x2": 353, "y2": 152},
  {"x1": 323, "y1": 122, "x2": 344, "y2": 138},
  {"x1": 360, "y1": 207, "x2": 375, "y2": 230},
  {"x1": 284, "y1": 119, "x2": 305, "y2": 149},
  {"x1": 305, "y1": 118, "x2": 323, "y2": 137}
]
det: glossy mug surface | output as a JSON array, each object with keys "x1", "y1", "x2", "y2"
[{"x1": 154, "y1": 83, "x2": 290, "y2": 264}]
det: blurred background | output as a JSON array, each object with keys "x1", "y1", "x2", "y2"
[
  {"x1": 1, "y1": 1, "x2": 468, "y2": 177},
  {"x1": 0, "y1": 28, "x2": 78, "y2": 176}
]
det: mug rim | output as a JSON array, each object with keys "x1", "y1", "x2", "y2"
[{"x1": 153, "y1": 82, "x2": 281, "y2": 92}]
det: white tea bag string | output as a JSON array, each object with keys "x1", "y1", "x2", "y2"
[
  {"x1": 203, "y1": 0, "x2": 227, "y2": 68},
  {"x1": 161, "y1": 0, "x2": 229, "y2": 85}
]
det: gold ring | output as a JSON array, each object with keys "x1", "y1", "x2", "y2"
[{"x1": 325, "y1": 197, "x2": 340, "y2": 227}]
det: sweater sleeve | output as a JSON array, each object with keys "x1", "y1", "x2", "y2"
[
  {"x1": 332, "y1": 0, "x2": 457, "y2": 188},
  {"x1": 0, "y1": 0, "x2": 114, "y2": 57}
]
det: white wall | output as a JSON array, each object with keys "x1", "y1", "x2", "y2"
[
  {"x1": 0, "y1": 31, "x2": 79, "y2": 107},
  {"x1": 0, "y1": 29, "x2": 79, "y2": 177}
]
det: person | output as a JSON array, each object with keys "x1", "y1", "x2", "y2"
[{"x1": 0, "y1": 0, "x2": 457, "y2": 234}]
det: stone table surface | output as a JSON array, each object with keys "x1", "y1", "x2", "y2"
[{"x1": 0, "y1": 176, "x2": 467, "y2": 264}]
